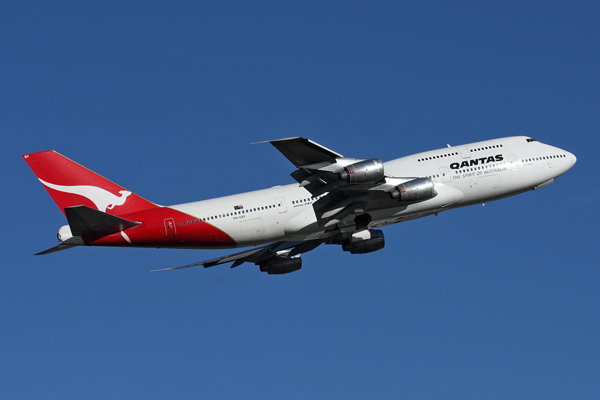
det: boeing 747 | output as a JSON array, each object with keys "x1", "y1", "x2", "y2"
[{"x1": 23, "y1": 136, "x2": 576, "y2": 274}]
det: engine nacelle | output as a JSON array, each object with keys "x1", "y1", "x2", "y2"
[
  {"x1": 390, "y1": 177, "x2": 436, "y2": 203},
  {"x1": 259, "y1": 256, "x2": 302, "y2": 275},
  {"x1": 342, "y1": 229, "x2": 385, "y2": 254},
  {"x1": 339, "y1": 159, "x2": 384, "y2": 184}
]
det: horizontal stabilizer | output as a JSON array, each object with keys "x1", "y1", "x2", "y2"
[
  {"x1": 65, "y1": 205, "x2": 141, "y2": 237},
  {"x1": 35, "y1": 244, "x2": 78, "y2": 255}
]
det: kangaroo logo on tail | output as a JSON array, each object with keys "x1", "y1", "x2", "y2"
[{"x1": 39, "y1": 179, "x2": 132, "y2": 212}]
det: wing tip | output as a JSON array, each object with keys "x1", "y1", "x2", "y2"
[{"x1": 250, "y1": 137, "x2": 304, "y2": 145}]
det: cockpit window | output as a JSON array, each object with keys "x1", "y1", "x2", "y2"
[{"x1": 526, "y1": 138, "x2": 537, "y2": 142}]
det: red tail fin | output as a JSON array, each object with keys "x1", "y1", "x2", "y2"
[{"x1": 23, "y1": 150, "x2": 159, "y2": 217}]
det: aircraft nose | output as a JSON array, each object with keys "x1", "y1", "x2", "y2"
[{"x1": 569, "y1": 152, "x2": 577, "y2": 167}]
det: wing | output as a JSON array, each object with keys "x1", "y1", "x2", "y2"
[
  {"x1": 155, "y1": 138, "x2": 436, "y2": 274},
  {"x1": 151, "y1": 240, "x2": 323, "y2": 272},
  {"x1": 263, "y1": 137, "x2": 437, "y2": 231},
  {"x1": 254, "y1": 137, "x2": 343, "y2": 166}
]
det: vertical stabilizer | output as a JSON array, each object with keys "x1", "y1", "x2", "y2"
[{"x1": 23, "y1": 150, "x2": 159, "y2": 217}]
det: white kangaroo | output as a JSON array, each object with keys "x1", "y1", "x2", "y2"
[{"x1": 39, "y1": 179, "x2": 132, "y2": 212}]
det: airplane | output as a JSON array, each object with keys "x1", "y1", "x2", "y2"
[{"x1": 23, "y1": 136, "x2": 576, "y2": 274}]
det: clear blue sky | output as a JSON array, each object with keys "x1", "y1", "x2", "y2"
[{"x1": 2, "y1": 1, "x2": 599, "y2": 398}]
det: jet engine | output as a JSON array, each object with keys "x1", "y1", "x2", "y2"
[
  {"x1": 342, "y1": 229, "x2": 385, "y2": 254},
  {"x1": 259, "y1": 256, "x2": 302, "y2": 275},
  {"x1": 390, "y1": 177, "x2": 436, "y2": 203},
  {"x1": 339, "y1": 159, "x2": 384, "y2": 184}
]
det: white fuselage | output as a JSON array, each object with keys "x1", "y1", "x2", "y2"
[{"x1": 170, "y1": 136, "x2": 576, "y2": 247}]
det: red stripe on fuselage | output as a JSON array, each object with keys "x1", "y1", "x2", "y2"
[{"x1": 86, "y1": 207, "x2": 237, "y2": 249}]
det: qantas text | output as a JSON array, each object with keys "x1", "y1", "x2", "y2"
[{"x1": 450, "y1": 155, "x2": 503, "y2": 169}]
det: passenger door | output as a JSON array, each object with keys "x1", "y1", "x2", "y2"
[
  {"x1": 440, "y1": 167, "x2": 451, "y2": 183},
  {"x1": 275, "y1": 197, "x2": 287, "y2": 213},
  {"x1": 164, "y1": 218, "x2": 176, "y2": 236}
]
